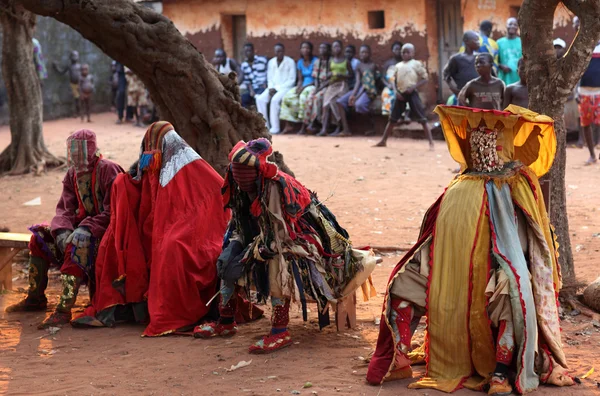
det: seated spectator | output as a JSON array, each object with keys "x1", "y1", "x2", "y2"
[
  {"x1": 256, "y1": 43, "x2": 296, "y2": 134},
  {"x1": 240, "y1": 43, "x2": 268, "y2": 108},
  {"x1": 334, "y1": 44, "x2": 380, "y2": 136},
  {"x1": 345, "y1": 44, "x2": 360, "y2": 91},
  {"x1": 212, "y1": 48, "x2": 241, "y2": 76},
  {"x1": 318, "y1": 40, "x2": 352, "y2": 136},
  {"x1": 280, "y1": 41, "x2": 317, "y2": 134},
  {"x1": 299, "y1": 43, "x2": 331, "y2": 135}
]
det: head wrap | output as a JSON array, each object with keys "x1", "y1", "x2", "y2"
[
  {"x1": 138, "y1": 121, "x2": 175, "y2": 174},
  {"x1": 66, "y1": 129, "x2": 100, "y2": 175}
]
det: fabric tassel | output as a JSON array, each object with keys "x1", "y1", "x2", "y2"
[
  {"x1": 250, "y1": 198, "x2": 262, "y2": 217},
  {"x1": 139, "y1": 151, "x2": 162, "y2": 173}
]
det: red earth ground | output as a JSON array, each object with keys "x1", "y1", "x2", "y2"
[{"x1": 0, "y1": 113, "x2": 599, "y2": 395}]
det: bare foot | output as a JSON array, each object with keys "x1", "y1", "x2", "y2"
[
  {"x1": 87, "y1": 119, "x2": 92, "y2": 123},
  {"x1": 281, "y1": 126, "x2": 295, "y2": 135},
  {"x1": 316, "y1": 129, "x2": 328, "y2": 137},
  {"x1": 373, "y1": 141, "x2": 387, "y2": 147},
  {"x1": 297, "y1": 126, "x2": 307, "y2": 135},
  {"x1": 336, "y1": 130, "x2": 352, "y2": 137}
]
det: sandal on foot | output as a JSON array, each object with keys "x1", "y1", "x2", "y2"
[
  {"x1": 193, "y1": 322, "x2": 238, "y2": 338},
  {"x1": 248, "y1": 331, "x2": 292, "y2": 354}
]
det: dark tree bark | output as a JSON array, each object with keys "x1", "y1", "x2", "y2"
[
  {"x1": 520, "y1": 0, "x2": 600, "y2": 287},
  {"x1": 0, "y1": 1, "x2": 62, "y2": 175},
  {"x1": 15, "y1": 0, "x2": 291, "y2": 176}
]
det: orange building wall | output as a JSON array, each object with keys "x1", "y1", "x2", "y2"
[{"x1": 163, "y1": 0, "x2": 438, "y2": 104}]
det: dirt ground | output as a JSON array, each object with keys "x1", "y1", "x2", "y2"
[{"x1": 0, "y1": 113, "x2": 599, "y2": 396}]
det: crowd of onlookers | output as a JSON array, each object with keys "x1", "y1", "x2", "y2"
[{"x1": 210, "y1": 40, "x2": 435, "y2": 146}]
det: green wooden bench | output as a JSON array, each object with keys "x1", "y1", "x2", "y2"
[{"x1": 0, "y1": 232, "x2": 30, "y2": 291}]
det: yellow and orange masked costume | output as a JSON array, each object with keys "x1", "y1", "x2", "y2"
[{"x1": 367, "y1": 105, "x2": 573, "y2": 394}]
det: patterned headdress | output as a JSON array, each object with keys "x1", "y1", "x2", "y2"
[
  {"x1": 228, "y1": 138, "x2": 279, "y2": 178},
  {"x1": 222, "y1": 138, "x2": 279, "y2": 213},
  {"x1": 66, "y1": 129, "x2": 100, "y2": 174},
  {"x1": 138, "y1": 121, "x2": 175, "y2": 174}
]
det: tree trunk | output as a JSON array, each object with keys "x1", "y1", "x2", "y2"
[
  {"x1": 520, "y1": 0, "x2": 600, "y2": 288},
  {"x1": 15, "y1": 0, "x2": 291, "y2": 176},
  {"x1": 0, "y1": 1, "x2": 62, "y2": 175}
]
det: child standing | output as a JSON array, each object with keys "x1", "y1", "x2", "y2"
[
  {"x1": 374, "y1": 43, "x2": 434, "y2": 149},
  {"x1": 458, "y1": 53, "x2": 505, "y2": 110},
  {"x1": 334, "y1": 44, "x2": 380, "y2": 136},
  {"x1": 78, "y1": 64, "x2": 94, "y2": 123},
  {"x1": 125, "y1": 68, "x2": 147, "y2": 127},
  {"x1": 503, "y1": 58, "x2": 528, "y2": 108}
]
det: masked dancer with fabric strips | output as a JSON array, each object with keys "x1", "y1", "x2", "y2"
[
  {"x1": 193, "y1": 138, "x2": 377, "y2": 353},
  {"x1": 367, "y1": 105, "x2": 574, "y2": 395},
  {"x1": 5, "y1": 130, "x2": 123, "y2": 328}
]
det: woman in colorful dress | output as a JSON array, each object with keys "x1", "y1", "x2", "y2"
[
  {"x1": 381, "y1": 41, "x2": 403, "y2": 116},
  {"x1": 318, "y1": 40, "x2": 353, "y2": 136},
  {"x1": 280, "y1": 42, "x2": 317, "y2": 134},
  {"x1": 299, "y1": 43, "x2": 331, "y2": 135}
]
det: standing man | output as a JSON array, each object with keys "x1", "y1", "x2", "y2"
[
  {"x1": 212, "y1": 48, "x2": 241, "y2": 76},
  {"x1": 460, "y1": 20, "x2": 499, "y2": 60},
  {"x1": 240, "y1": 43, "x2": 268, "y2": 109},
  {"x1": 497, "y1": 18, "x2": 522, "y2": 85},
  {"x1": 444, "y1": 31, "x2": 480, "y2": 105},
  {"x1": 256, "y1": 43, "x2": 296, "y2": 134},
  {"x1": 114, "y1": 62, "x2": 127, "y2": 124},
  {"x1": 577, "y1": 40, "x2": 600, "y2": 165},
  {"x1": 53, "y1": 50, "x2": 82, "y2": 117}
]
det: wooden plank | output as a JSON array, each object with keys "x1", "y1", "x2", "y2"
[
  {"x1": 0, "y1": 232, "x2": 30, "y2": 249},
  {"x1": 0, "y1": 247, "x2": 21, "y2": 291}
]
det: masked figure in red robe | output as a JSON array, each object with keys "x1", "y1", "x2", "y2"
[
  {"x1": 71, "y1": 122, "x2": 230, "y2": 336},
  {"x1": 5, "y1": 130, "x2": 123, "y2": 328},
  {"x1": 193, "y1": 138, "x2": 377, "y2": 353}
]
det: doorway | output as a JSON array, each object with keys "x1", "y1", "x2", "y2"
[
  {"x1": 232, "y1": 15, "x2": 247, "y2": 63},
  {"x1": 437, "y1": 0, "x2": 463, "y2": 102}
]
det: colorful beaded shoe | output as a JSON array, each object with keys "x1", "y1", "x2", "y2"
[
  {"x1": 488, "y1": 374, "x2": 512, "y2": 396},
  {"x1": 5, "y1": 297, "x2": 47, "y2": 313},
  {"x1": 38, "y1": 310, "x2": 72, "y2": 329},
  {"x1": 248, "y1": 330, "x2": 292, "y2": 354},
  {"x1": 193, "y1": 322, "x2": 238, "y2": 338}
]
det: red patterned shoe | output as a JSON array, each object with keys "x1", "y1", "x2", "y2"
[
  {"x1": 248, "y1": 331, "x2": 292, "y2": 354},
  {"x1": 38, "y1": 310, "x2": 72, "y2": 329},
  {"x1": 193, "y1": 322, "x2": 238, "y2": 338}
]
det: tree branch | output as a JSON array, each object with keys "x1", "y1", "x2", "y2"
[
  {"x1": 13, "y1": 0, "x2": 278, "y2": 175},
  {"x1": 559, "y1": 0, "x2": 600, "y2": 92}
]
